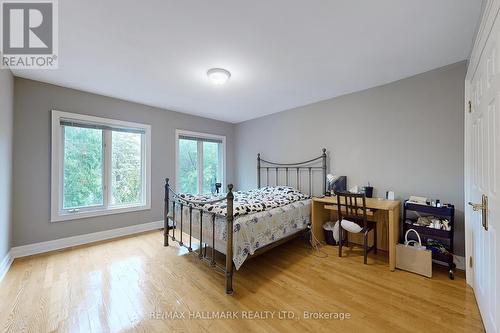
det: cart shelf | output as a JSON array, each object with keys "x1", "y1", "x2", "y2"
[
  {"x1": 403, "y1": 200, "x2": 456, "y2": 279},
  {"x1": 404, "y1": 220, "x2": 452, "y2": 239}
]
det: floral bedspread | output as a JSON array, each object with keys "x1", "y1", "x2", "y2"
[
  {"x1": 173, "y1": 187, "x2": 311, "y2": 269},
  {"x1": 230, "y1": 199, "x2": 311, "y2": 269}
]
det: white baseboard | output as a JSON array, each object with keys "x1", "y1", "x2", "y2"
[
  {"x1": 0, "y1": 250, "x2": 14, "y2": 283},
  {"x1": 433, "y1": 255, "x2": 465, "y2": 271},
  {"x1": 3, "y1": 220, "x2": 466, "y2": 282},
  {"x1": 10, "y1": 220, "x2": 164, "y2": 259},
  {"x1": 453, "y1": 255, "x2": 466, "y2": 271}
]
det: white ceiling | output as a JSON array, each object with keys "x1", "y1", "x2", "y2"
[{"x1": 13, "y1": 0, "x2": 483, "y2": 123}]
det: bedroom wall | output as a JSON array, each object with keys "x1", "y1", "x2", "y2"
[
  {"x1": 0, "y1": 69, "x2": 14, "y2": 262},
  {"x1": 12, "y1": 78, "x2": 235, "y2": 247},
  {"x1": 234, "y1": 61, "x2": 466, "y2": 255}
]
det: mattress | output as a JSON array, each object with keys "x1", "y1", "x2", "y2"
[{"x1": 171, "y1": 187, "x2": 311, "y2": 269}]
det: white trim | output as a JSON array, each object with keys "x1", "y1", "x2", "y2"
[
  {"x1": 175, "y1": 129, "x2": 227, "y2": 193},
  {"x1": 51, "y1": 110, "x2": 152, "y2": 222},
  {"x1": 10, "y1": 221, "x2": 163, "y2": 259},
  {"x1": 453, "y1": 255, "x2": 466, "y2": 272},
  {"x1": 464, "y1": 79, "x2": 474, "y2": 287},
  {"x1": 51, "y1": 204, "x2": 151, "y2": 223},
  {"x1": 1, "y1": 227, "x2": 466, "y2": 283},
  {"x1": 197, "y1": 140, "x2": 203, "y2": 192},
  {"x1": 467, "y1": 0, "x2": 500, "y2": 81},
  {"x1": 0, "y1": 251, "x2": 14, "y2": 284},
  {"x1": 433, "y1": 255, "x2": 466, "y2": 271}
]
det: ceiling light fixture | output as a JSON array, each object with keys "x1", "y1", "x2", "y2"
[{"x1": 207, "y1": 68, "x2": 231, "y2": 85}]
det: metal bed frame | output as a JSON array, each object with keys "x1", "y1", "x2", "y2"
[{"x1": 164, "y1": 148, "x2": 327, "y2": 294}]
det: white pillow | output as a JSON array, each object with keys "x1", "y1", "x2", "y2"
[
  {"x1": 339, "y1": 219, "x2": 362, "y2": 233},
  {"x1": 333, "y1": 221, "x2": 340, "y2": 242}
]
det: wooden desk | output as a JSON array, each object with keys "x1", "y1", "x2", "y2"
[{"x1": 311, "y1": 196, "x2": 401, "y2": 271}]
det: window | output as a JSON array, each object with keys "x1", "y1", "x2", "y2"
[
  {"x1": 51, "y1": 110, "x2": 151, "y2": 222},
  {"x1": 176, "y1": 130, "x2": 225, "y2": 194}
]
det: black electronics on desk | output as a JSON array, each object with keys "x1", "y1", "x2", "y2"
[{"x1": 326, "y1": 176, "x2": 347, "y2": 196}]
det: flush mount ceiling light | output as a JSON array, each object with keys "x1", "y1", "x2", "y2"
[{"x1": 207, "y1": 68, "x2": 231, "y2": 85}]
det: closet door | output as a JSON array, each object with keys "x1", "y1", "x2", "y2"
[{"x1": 466, "y1": 2, "x2": 500, "y2": 331}]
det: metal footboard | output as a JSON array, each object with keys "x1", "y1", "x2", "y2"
[{"x1": 163, "y1": 178, "x2": 234, "y2": 294}]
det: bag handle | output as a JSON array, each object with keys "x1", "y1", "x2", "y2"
[{"x1": 404, "y1": 228, "x2": 422, "y2": 247}]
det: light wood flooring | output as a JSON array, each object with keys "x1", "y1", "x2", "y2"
[{"x1": 0, "y1": 230, "x2": 484, "y2": 332}]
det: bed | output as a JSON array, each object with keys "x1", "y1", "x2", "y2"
[{"x1": 163, "y1": 149, "x2": 327, "y2": 294}]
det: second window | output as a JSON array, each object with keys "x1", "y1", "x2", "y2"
[{"x1": 176, "y1": 130, "x2": 225, "y2": 194}]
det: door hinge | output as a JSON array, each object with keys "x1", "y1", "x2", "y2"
[
  {"x1": 468, "y1": 100, "x2": 472, "y2": 113},
  {"x1": 469, "y1": 256, "x2": 473, "y2": 268}
]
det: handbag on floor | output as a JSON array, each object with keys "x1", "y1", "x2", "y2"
[{"x1": 396, "y1": 229, "x2": 432, "y2": 277}]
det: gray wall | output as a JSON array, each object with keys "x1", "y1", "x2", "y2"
[
  {"x1": 0, "y1": 69, "x2": 14, "y2": 260},
  {"x1": 235, "y1": 62, "x2": 466, "y2": 255},
  {"x1": 12, "y1": 78, "x2": 235, "y2": 246}
]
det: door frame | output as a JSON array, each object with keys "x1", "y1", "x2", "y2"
[
  {"x1": 464, "y1": 0, "x2": 500, "y2": 287},
  {"x1": 464, "y1": 79, "x2": 474, "y2": 286}
]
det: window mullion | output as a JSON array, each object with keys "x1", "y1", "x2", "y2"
[
  {"x1": 59, "y1": 126, "x2": 65, "y2": 213},
  {"x1": 198, "y1": 140, "x2": 203, "y2": 194},
  {"x1": 104, "y1": 130, "x2": 112, "y2": 208},
  {"x1": 218, "y1": 143, "x2": 223, "y2": 190},
  {"x1": 141, "y1": 134, "x2": 146, "y2": 204}
]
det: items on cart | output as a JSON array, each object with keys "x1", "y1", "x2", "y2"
[
  {"x1": 407, "y1": 215, "x2": 452, "y2": 231},
  {"x1": 402, "y1": 200, "x2": 456, "y2": 279}
]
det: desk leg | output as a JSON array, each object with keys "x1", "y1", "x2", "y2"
[
  {"x1": 311, "y1": 201, "x2": 329, "y2": 246},
  {"x1": 388, "y1": 207, "x2": 400, "y2": 271}
]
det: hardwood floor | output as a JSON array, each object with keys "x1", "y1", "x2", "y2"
[{"x1": 0, "y1": 230, "x2": 484, "y2": 333}]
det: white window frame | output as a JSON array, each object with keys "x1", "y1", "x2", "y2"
[
  {"x1": 175, "y1": 129, "x2": 226, "y2": 194},
  {"x1": 51, "y1": 110, "x2": 151, "y2": 222}
]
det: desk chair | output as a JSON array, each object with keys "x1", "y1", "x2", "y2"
[{"x1": 336, "y1": 192, "x2": 377, "y2": 264}]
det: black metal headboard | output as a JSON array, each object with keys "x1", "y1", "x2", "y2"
[{"x1": 257, "y1": 148, "x2": 327, "y2": 196}]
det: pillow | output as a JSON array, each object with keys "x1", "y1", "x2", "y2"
[
  {"x1": 339, "y1": 219, "x2": 362, "y2": 233},
  {"x1": 333, "y1": 221, "x2": 340, "y2": 242}
]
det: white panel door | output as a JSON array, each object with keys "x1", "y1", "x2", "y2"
[{"x1": 467, "y1": 6, "x2": 500, "y2": 332}]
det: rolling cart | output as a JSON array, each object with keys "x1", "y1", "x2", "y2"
[{"x1": 403, "y1": 201, "x2": 456, "y2": 279}]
